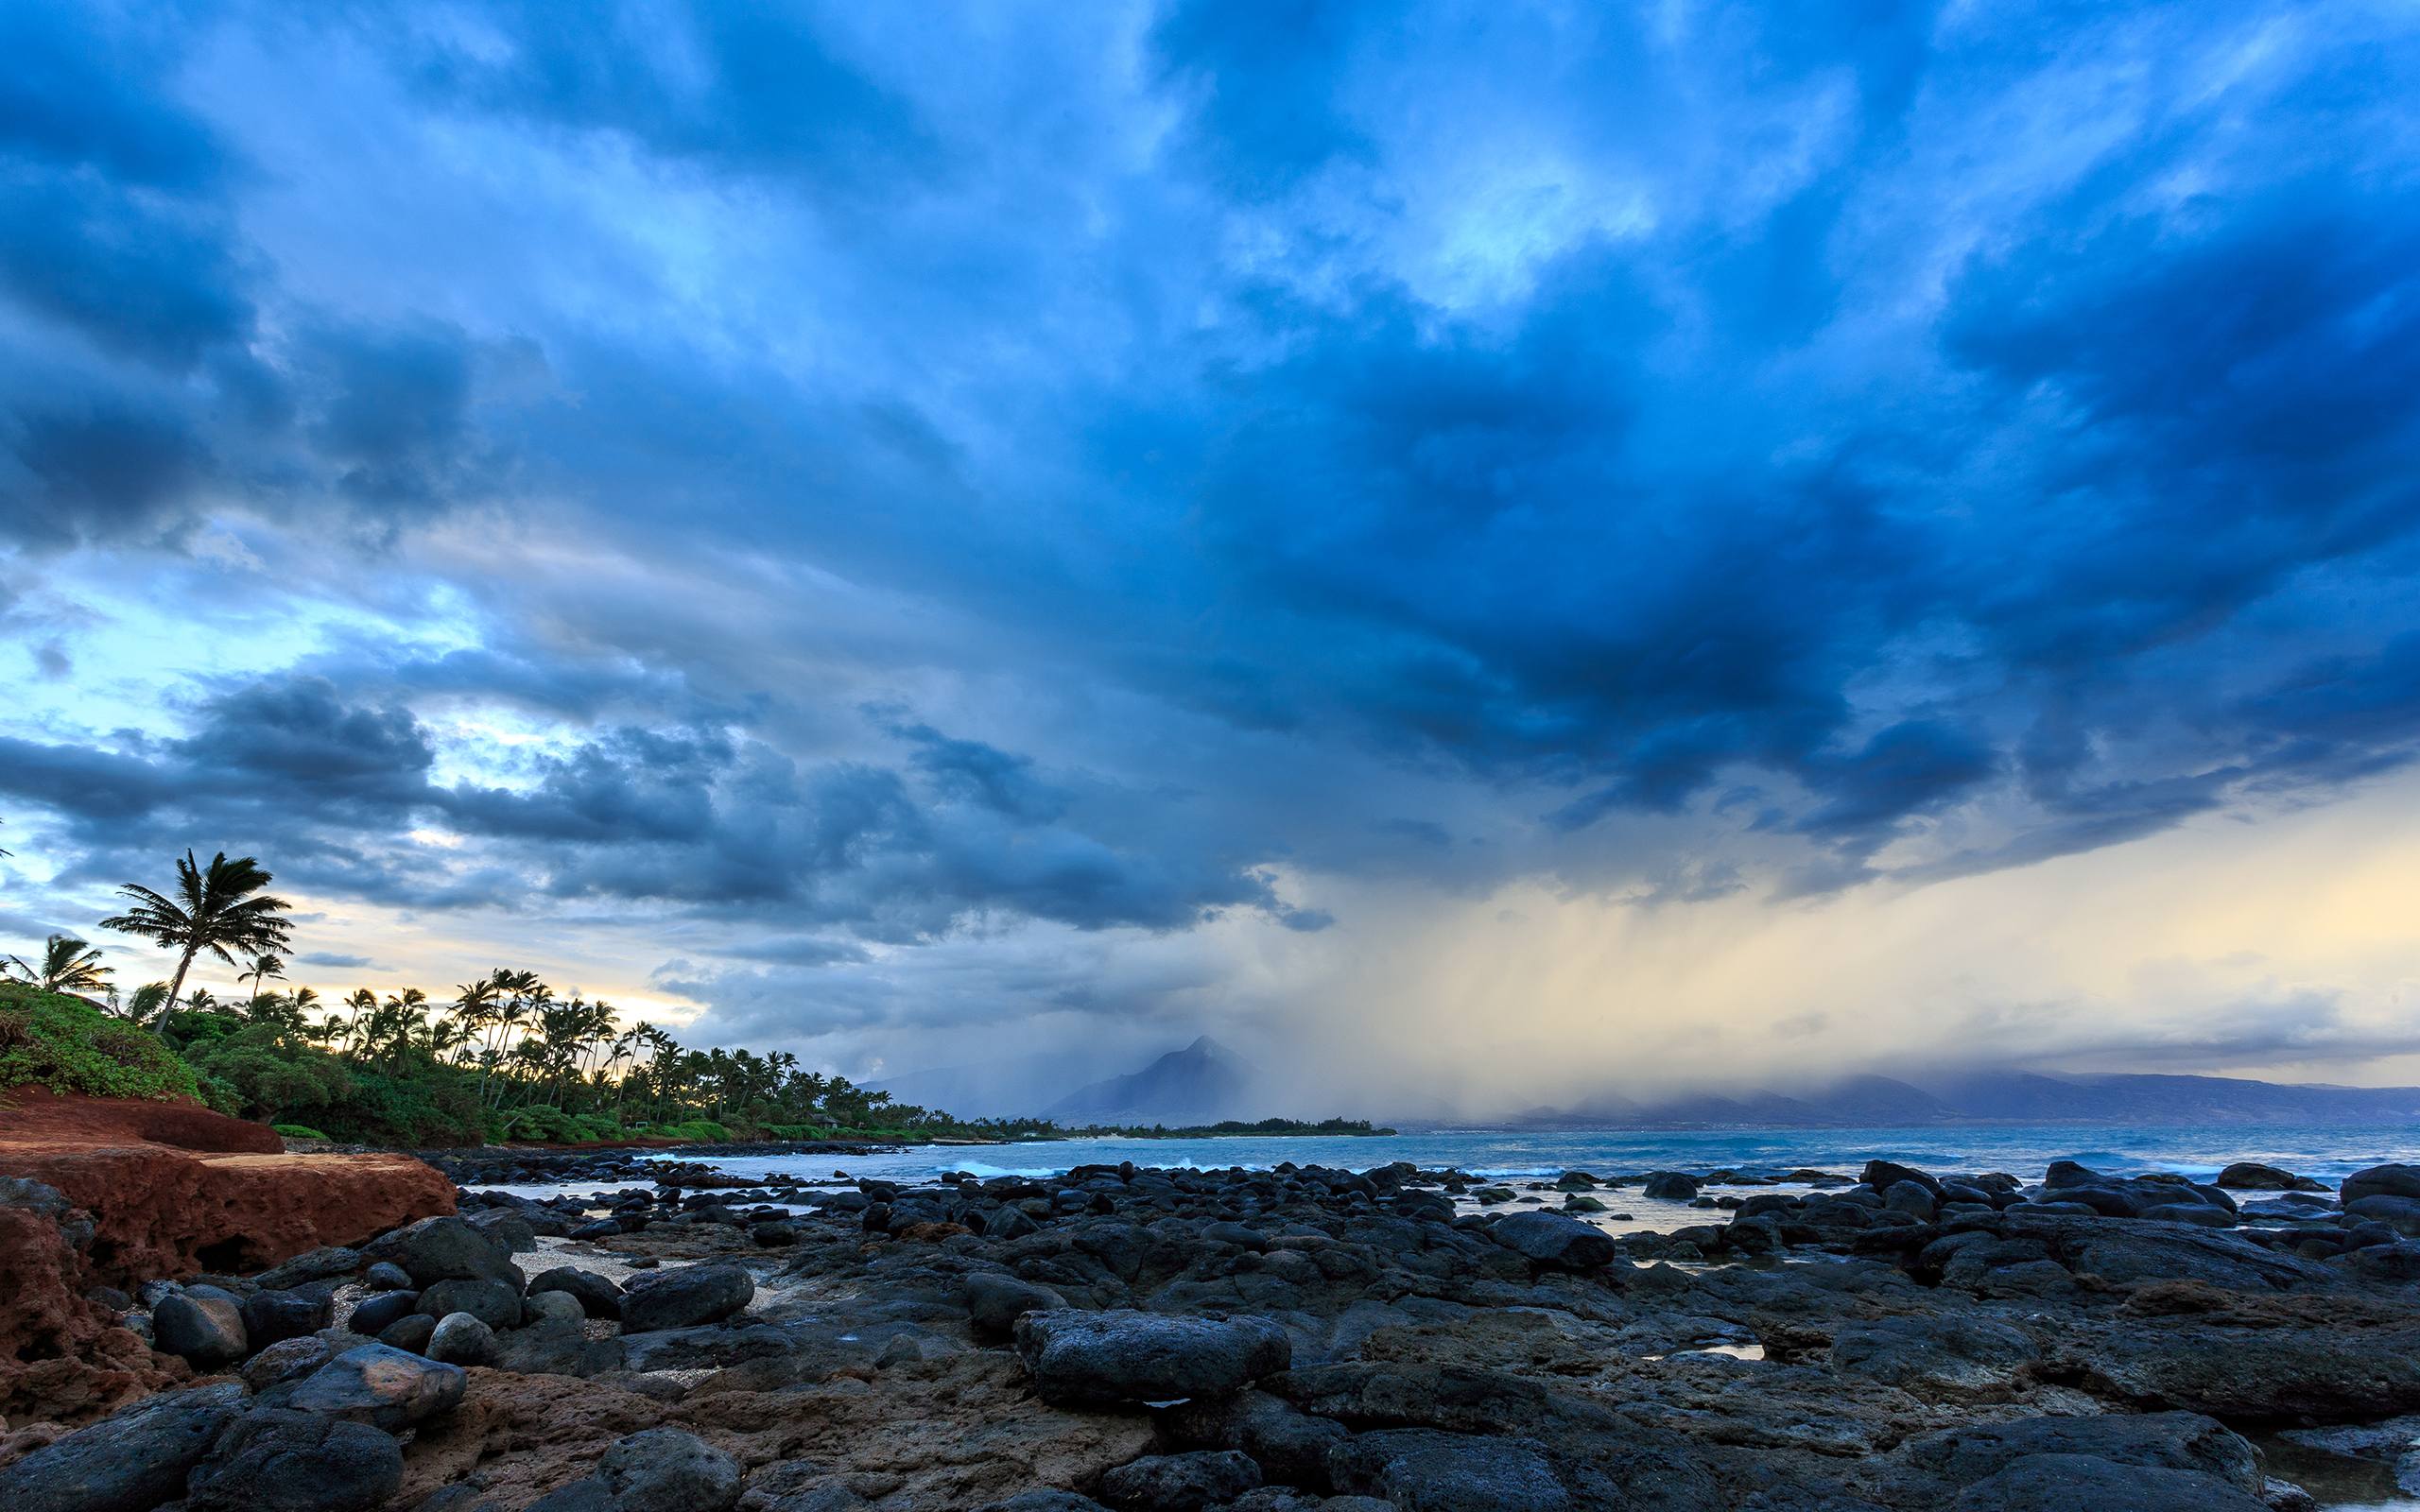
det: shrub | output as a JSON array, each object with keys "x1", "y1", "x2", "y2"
[
  {"x1": 649, "y1": 1119, "x2": 732, "y2": 1143},
  {"x1": 273, "y1": 1124, "x2": 332, "y2": 1140},
  {"x1": 315, "y1": 1066, "x2": 486, "y2": 1148},
  {"x1": 181, "y1": 1025, "x2": 353, "y2": 1123},
  {"x1": 0, "y1": 982, "x2": 202, "y2": 1103}
]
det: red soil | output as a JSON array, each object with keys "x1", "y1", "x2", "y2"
[{"x1": 0, "y1": 1089, "x2": 457, "y2": 1284}]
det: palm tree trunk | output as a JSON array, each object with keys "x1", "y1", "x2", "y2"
[{"x1": 164, "y1": 945, "x2": 199, "y2": 1015}]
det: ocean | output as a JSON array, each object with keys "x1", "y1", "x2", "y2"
[
  {"x1": 633, "y1": 1120, "x2": 2420, "y2": 1191},
  {"x1": 472, "y1": 1122, "x2": 2420, "y2": 1240}
]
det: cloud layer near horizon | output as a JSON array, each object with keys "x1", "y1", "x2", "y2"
[{"x1": 6, "y1": 1, "x2": 2420, "y2": 1107}]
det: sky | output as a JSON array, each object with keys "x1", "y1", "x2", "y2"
[{"x1": 5, "y1": 0, "x2": 2420, "y2": 1117}]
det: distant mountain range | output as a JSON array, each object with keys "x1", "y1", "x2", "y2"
[
  {"x1": 880, "y1": 1041, "x2": 2420, "y2": 1129},
  {"x1": 1046, "y1": 1036, "x2": 1253, "y2": 1125},
  {"x1": 1498, "y1": 1070, "x2": 2420, "y2": 1128}
]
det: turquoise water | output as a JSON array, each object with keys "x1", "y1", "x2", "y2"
[{"x1": 644, "y1": 1121, "x2": 2420, "y2": 1189}]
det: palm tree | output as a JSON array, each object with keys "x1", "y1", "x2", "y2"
[
  {"x1": 121, "y1": 982, "x2": 171, "y2": 1023},
  {"x1": 337, "y1": 988, "x2": 379, "y2": 1057},
  {"x1": 99, "y1": 851, "x2": 294, "y2": 1014},
  {"x1": 240, "y1": 952, "x2": 287, "y2": 1005},
  {"x1": 5, "y1": 935, "x2": 112, "y2": 995}
]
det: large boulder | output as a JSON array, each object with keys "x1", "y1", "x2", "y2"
[
  {"x1": 416, "y1": 1277, "x2": 524, "y2": 1330},
  {"x1": 529, "y1": 1265, "x2": 623, "y2": 1319},
  {"x1": 1489, "y1": 1211, "x2": 1616, "y2": 1271},
  {"x1": 619, "y1": 1263, "x2": 754, "y2": 1332},
  {"x1": 153, "y1": 1291, "x2": 249, "y2": 1367},
  {"x1": 1639, "y1": 1173, "x2": 1699, "y2": 1201},
  {"x1": 347, "y1": 1289, "x2": 421, "y2": 1335},
  {"x1": 281, "y1": 1342, "x2": 466, "y2": 1430},
  {"x1": 427, "y1": 1311, "x2": 499, "y2": 1366},
  {"x1": 2343, "y1": 1165, "x2": 2420, "y2": 1205},
  {"x1": 0, "y1": 1381, "x2": 246, "y2": 1512},
  {"x1": 242, "y1": 1287, "x2": 335, "y2": 1349},
  {"x1": 1864, "y1": 1160, "x2": 1944, "y2": 1197},
  {"x1": 183, "y1": 1408, "x2": 405, "y2": 1512},
  {"x1": 365, "y1": 1216, "x2": 521, "y2": 1289},
  {"x1": 1326, "y1": 1429, "x2": 1571, "y2": 1512},
  {"x1": 1014, "y1": 1309, "x2": 1290, "y2": 1406}
]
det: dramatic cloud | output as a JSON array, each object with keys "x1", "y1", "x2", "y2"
[{"x1": 5, "y1": 1, "x2": 2420, "y2": 1103}]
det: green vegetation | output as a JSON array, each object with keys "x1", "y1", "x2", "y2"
[
  {"x1": 0, "y1": 981, "x2": 204, "y2": 1104},
  {"x1": 0, "y1": 844, "x2": 1389, "y2": 1149}
]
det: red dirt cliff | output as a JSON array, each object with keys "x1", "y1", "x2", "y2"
[
  {"x1": 0, "y1": 1089, "x2": 455, "y2": 1427},
  {"x1": 0, "y1": 1088, "x2": 457, "y2": 1283}
]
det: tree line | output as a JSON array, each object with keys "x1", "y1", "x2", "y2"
[
  {"x1": 3, "y1": 844, "x2": 1386, "y2": 1147},
  {"x1": 1, "y1": 848, "x2": 977, "y2": 1144}
]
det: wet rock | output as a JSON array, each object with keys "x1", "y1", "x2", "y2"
[
  {"x1": 524, "y1": 1289, "x2": 588, "y2": 1326},
  {"x1": 1950, "y1": 1453, "x2": 2268, "y2": 1510},
  {"x1": 0, "y1": 1381, "x2": 246, "y2": 1512},
  {"x1": 465, "y1": 1208, "x2": 540, "y2": 1253},
  {"x1": 1641, "y1": 1173, "x2": 1700, "y2": 1201},
  {"x1": 2347, "y1": 1241, "x2": 2420, "y2": 1281},
  {"x1": 1864, "y1": 1160, "x2": 1943, "y2": 1197},
  {"x1": 417, "y1": 1276, "x2": 524, "y2": 1330},
  {"x1": 2217, "y1": 1163, "x2": 2325, "y2": 1193},
  {"x1": 153, "y1": 1290, "x2": 249, "y2": 1367},
  {"x1": 427, "y1": 1311, "x2": 499, "y2": 1366},
  {"x1": 348, "y1": 1288, "x2": 421, "y2": 1334},
  {"x1": 493, "y1": 1315, "x2": 625, "y2": 1378},
  {"x1": 1014, "y1": 1309, "x2": 1291, "y2": 1406},
  {"x1": 964, "y1": 1272, "x2": 1069, "y2": 1335},
  {"x1": 241, "y1": 1335, "x2": 336, "y2": 1389},
  {"x1": 366, "y1": 1215, "x2": 523, "y2": 1289},
  {"x1": 1899, "y1": 1412, "x2": 2263, "y2": 1496},
  {"x1": 1327, "y1": 1429, "x2": 1570, "y2": 1512},
  {"x1": 253, "y1": 1246, "x2": 365, "y2": 1290},
  {"x1": 1831, "y1": 1314, "x2": 2038, "y2": 1395},
  {"x1": 1160, "y1": 1388, "x2": 1350, "y2": 1487},
  {"x1": 364, "y1": 1261, "x2": 414, "y2": 1291},
  {"x1": 377, "y1": 1313, "x2": 438, "y2": 1353},
  {"x1": 1488, "y1": 1211, "x2": 1616, "y2": 1271},
  {"x1": 185, "y1": 1407, "x2": 405, "y2": 1512},
  {"x1": 1883, "y1": 1181, "x2": 1938, "y2": 1221},
  {"x1": 281, "y1": 1341, "x2": 466, "y2": 1430},
  {"x1": 243, "y1": 1287, "x2": 335, "y2": 1348},
  {"x1": 2343, "y1": 1164, "x2": 2420, "y2": 1205},
  {"x1": 621, "y1": 1263, "x2": 754, "y2": 1332},
  {"x1": 1098, "y1": 1450, "x2": 1262, "y2": 1511},
  {"x1": 529, "y1": 1265, "x2": 624, "y2": 1319}
]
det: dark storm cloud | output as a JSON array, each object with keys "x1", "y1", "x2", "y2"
[{"x1": 0, "y1": 675, "x2": 1287, "y2": 937}]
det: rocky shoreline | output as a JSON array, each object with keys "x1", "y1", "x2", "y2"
[{"x1": 8, "y1": 1143, "x2": 2420, "y2": 1510}]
